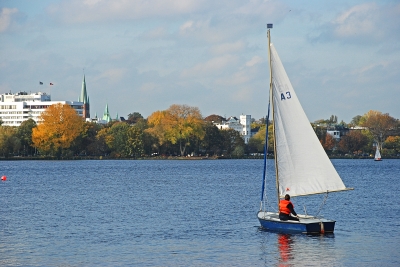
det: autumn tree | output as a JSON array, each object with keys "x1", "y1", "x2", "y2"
[
  {"x1": 321, "y1": 134, "x2": 336, "y2": 151},
  {"x1": 147, "y1": 104, "x2": 205, "y2": 156},
  {"x1": 359, "y1": 110, "x2": 397, "y2": 150},
  {"x1": 32, "y1": 103, "x2": 84, "y2": 158},
  {"x1": 384, "y1": 136, "x2": 400, "y2": 154},
  {"x1": 146, "y1": 110, "x2": 169, "y2": 151},
  {"x1": 0, "y1": 126, "x2": 21, "y2": 158},
  {"x1": 204, "y1": 114, "x2": 226, "y2": 124},
  {"x1": 338, "y1": 130, "x2": 368, "y2": 154}
]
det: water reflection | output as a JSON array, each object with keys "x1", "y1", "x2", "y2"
[{"x1": 278, "y1": 233, "x2": 293, "y2": 266}]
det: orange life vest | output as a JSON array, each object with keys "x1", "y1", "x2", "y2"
[{"x1": 279, "y1": 199, "x2": 293, "y2": 215}]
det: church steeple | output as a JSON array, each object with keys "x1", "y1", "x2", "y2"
[
  {"x1": 80, "y1": 75, "x2": 88, "y2": 104},
  {"x1": 79, "y1": 74, "x2": 90, "y2": 119},
  {"x1": 103, "y1": 103, "x2": 111, "y2": 123}
]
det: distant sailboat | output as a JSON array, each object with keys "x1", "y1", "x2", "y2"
[
  {"x1": 257, "y1": 25, "x2": 353, "y2": 234},
  {"x1": 374, "y1": 144, "x2": 382, "y2": 161}
]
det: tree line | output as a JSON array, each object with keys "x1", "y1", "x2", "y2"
[
  {"x1": 249, "y1": 110, "x2": 400, "y2": 158},
  {"x1": 0, "y1": 104, "x2": 399, "y2": 159}
]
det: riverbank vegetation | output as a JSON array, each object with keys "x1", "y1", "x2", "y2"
[{"x1": 0, "y1": 104, "x2": 399, "y2": 160}]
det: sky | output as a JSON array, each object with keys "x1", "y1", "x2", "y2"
[{"x1": 1, "y1": 0, "x2": 399, "y2": 123}]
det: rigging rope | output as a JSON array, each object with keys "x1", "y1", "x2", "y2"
[{"x1": 315, "y1": 192, "x2": 329, "y2": 217}]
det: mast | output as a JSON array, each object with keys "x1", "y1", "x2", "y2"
[
  {"x1": 267, "y1": 24, "x2": 280, "y2": 210},
  {"x1": 259, "y1": 25, "x2": 274, "y2": 211}
]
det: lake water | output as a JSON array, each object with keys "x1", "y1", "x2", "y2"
[{"x1": 0, "y1": 159, "x2": 399, "y2": 266}]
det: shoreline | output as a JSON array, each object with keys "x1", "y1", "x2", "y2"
[{"x1": 1, "y1": 155, "x2": 399, "y2": 160}]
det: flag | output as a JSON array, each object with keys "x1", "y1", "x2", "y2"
[
  {"x1": 50, "y1": 83, "x2": 53, "y2": 85},
  {"x1": 39, "y1": 81, "x2": 43, "y2": 85}
]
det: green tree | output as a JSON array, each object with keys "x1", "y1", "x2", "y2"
[
  {"x1": 17, "y1": 118, "x2": 36, "y2": 156},
  {"x1": 350, "y1": 115, "x2": 362, "y2": 127},
  {"x1": 77, "y1": 122, "x2": 104, "y2": 156},
  {"x1": 232, "y1": 145, "x2": 245, "y2": 158},
  {"x1": 126, "y1": 112, "x2": 144, "y2": 124},
  {"x1": 107, "y1": 122, "x2": 144, "y2": 158},
  {"x1": 108, "y1": 122, "x2": 130, "y2": 157},
  {"x1": 126, "y1": 126, "x2": 144, "y2": 158},
  {"x1": 0, "y1": 126, "x2": 21, "y2": 158},
  {"x1": 200, "y1": 122, "x2": 223, "y2": 156},
  {"x1": 220, "y1": 129, "x2": 245, "y2": 157},
  {"x1": 248, "y1": 124, "x2": 273, "y2": 154},
  {"x1": 92, "y1": 127, "x2": 112, "y2": 156}
]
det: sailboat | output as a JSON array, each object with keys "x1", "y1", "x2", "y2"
[
  {"x1": 257, "y1": 24, "x2": 353, "y2": 234},
  {"x1": 374, "y1": 144, "x2": 382, "y2": 161}
]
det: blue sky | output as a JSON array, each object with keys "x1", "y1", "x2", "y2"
[{"x1": 1, "y1": 0, "x2": 399, "y2": 123}]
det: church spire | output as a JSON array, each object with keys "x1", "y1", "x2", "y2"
[
  {"x1": 80, "y1": 74, "x2": 88, "y2": 104},
  {"x1": 103, "y1": 103, "x2": 111, "y2": 123},
  {"x1": 79, "y1": 74, "x2": 90, "y2": 119}
]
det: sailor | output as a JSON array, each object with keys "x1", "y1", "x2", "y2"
[{"x1": 279, "y1": 194, "x2": 300, "y2": 221}]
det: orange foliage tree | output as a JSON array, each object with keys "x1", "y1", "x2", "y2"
[
  {"x1": 147, "y1": 104, "x2": 205, "y2": 156},
  {"x1": 321, "y1": 133, "x2": 336, "y2": 151},
  {"x1": 338, "y1": 130, "x2": 368, "y2": 154},
  {"x1": 384, "y1": 136, "x2": 400, "y2": 152},
  {"x1": 360, "y1": 110, "x2": 397, "y2": 149},
  {"x1": 32, "y1": 103, "x2": 84, "y2": 157}
]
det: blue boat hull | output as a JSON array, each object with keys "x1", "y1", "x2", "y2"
[{"x1": 257, "y1": 211, "x2": 335, "y2": 234}]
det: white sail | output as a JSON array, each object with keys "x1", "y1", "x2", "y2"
[
  {"x1": 270, "y1": 43, "x2": 348, "y2": 197},
  {"x1": 374, "y1": 145, "x2": 381, "y2": 160}
]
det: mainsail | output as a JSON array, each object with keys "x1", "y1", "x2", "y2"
[{"x1": 270, "y1": 43, "x2": 348, "y2": 197}]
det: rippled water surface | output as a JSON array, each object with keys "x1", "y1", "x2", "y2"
[{"x1": 1, "y1": 159, "x2": 399, "y2": 266}]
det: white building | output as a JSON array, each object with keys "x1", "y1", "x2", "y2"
[
  {"x1": 214, "y1": 115, "x2": 252, "y2": 144},
  {"x1": 327, "y1": 130, "x2": 341, "y2": 140},
  {"x1": 0, "y1": 91, "x2": 87, "y2": 126},
  {"x1": 0, "y1": 76, "x2": 90, "y2": 127}
]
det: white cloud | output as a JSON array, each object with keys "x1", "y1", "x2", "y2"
[
  {"x1": 96, "y1": 68, "x2": 128, "y2": 83},
  {"x1": 316, "y1": 2, "x2": 400, "y2": 45},
  {"x1": 245, "y1": 56, "x2": 263, "y2": 67},
  {"x1": 181, "y1": 54, "x2": 238, "y2": 78},
  {"x1": 333, "y1": 3, "x2": 379, "y2": 38},
  {"x1": 210, "y1": 41, "x2": 246, "y2": 55},
  {"x1": 0, "y1": 7, "x2": 18, "y2": 32},
  {"x1": 179, "y1": 21, "x2": 194, "y2": 33},
  {"x1": 47, "y1": 0, "x2": 208, "y2": 23}
]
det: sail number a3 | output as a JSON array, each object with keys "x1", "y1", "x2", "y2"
[{"x1": 280, "y1": 91, "x2": 292, "y2": 100}]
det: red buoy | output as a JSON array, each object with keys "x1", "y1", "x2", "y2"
[{"x1": 1, "y1": 176, "x2": 6, "y2": 181}]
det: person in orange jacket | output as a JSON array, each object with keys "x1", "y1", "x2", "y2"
[{"x1": 279, "y1": 194, "x2": 299, "y2": 221}]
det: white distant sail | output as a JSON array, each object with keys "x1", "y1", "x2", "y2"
[
  {"x1": 270, "y1": 43, "x2": 348, "y2": 197},
  {"x1": 374, "y1": 145, "x2": 381, "y2": 160}
]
